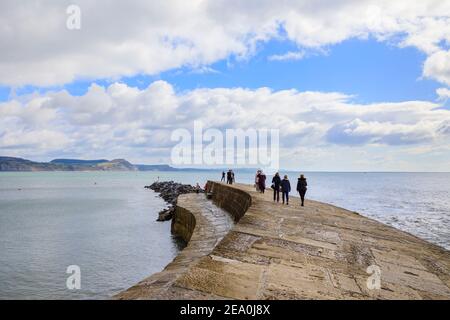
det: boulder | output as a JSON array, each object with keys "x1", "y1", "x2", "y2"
[{"x1": 145, "y1": 181, "x2": 203, "y2": 221}]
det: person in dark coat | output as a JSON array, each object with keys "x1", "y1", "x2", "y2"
[
  {"x1": 280, "y1": 175, "x2": 291, "y2": 205},
  {"x1": 226, "y1": 170, "x2": 233, "y2": 184},
  {"x1": 272, "y1": 172, "x2": 281, "y2": 202},
  {"x1": 221, "y1": 171, "x2": 225, "y2": 182},
  {"x1": 296, "y1": 174, "x2": 308, "y2": 206},
  {"x1": 258, "y1": 171, "x2": 266, "y2": 193},
  {"x1": 254, "y1": 170, "x2": 261, "y2": 192}
]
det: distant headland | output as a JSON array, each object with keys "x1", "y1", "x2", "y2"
[
  {"x1": 0, "y1": 156, "x2": 262, "y2": 172},
  {"x1": 0, "y1": 156, "x2": 185, "y2": 172}
]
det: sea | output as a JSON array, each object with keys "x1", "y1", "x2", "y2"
[{"x1": 0, "y1": 171, "x2": 449, "y2": 299}]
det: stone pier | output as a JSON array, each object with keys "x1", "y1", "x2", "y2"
[{"x1": 116, "y1": 181, "x2": 450, "y2": 300}]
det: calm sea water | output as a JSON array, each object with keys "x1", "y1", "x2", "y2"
[
  {"x1": 0, "y1": 172, "x2": 183, "y2": 300},
  {"x1": 0, "y1": 171, "x2": 449, "y2": 299}
]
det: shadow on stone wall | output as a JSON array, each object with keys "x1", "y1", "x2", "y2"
[{"x1": 205, "y1": 181, "x2": 252, "y2": 222}]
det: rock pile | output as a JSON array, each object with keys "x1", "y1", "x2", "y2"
[{"x1": 145, "y1": 181, "x2": 202, "y2": 221}]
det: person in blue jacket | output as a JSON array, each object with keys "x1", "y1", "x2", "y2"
[{"x1": 280, "y1": 175, "x2": 291, "y2": 205}]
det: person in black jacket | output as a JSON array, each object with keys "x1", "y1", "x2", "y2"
[
  {"x1": 271, "y1": 172, "x2": 281, "y2": 202},
  {"x1": 280, "y1": 175, "x2": 291, "y2": 205},
  {"x1": 296, "y1": 174, "x2": 308, "y2": 206},
  {"x1": 226, "y1": 170, "x2": 233, "y2": 184}
]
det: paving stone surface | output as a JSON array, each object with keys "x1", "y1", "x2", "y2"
[{"x1": 116, "y1": 182, "x2": 450, "y2": 300}]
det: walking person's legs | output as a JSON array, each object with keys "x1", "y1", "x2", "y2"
[
  {"x1": 285, "y1": 192, "x2": 289, "y2": 205},
  {"x1": 273, "y1": 189, "x2": 279, "y2": 202},
  {"x1": 300, "y1": 190, "x2": 306, "y2": 206}
]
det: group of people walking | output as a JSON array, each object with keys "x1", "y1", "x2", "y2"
[
  {"x1": 221, "y1": 170, "x2": 235, "y2": 185},
  {"x1": 256, "y1": 170, "x2": 308, "y2": 206},
  {"x1": 219, "y1": 169, "x2": 308, "y2": 206}
]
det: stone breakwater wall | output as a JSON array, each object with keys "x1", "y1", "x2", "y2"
[
  {"x1": 169, "y1": 181, "x2": 252, "y2": 248},
  {"x1": 115, "y1": 183, "x2": 234, "y2": 299},
  {"x1": 205, "y1": 181, "x2": 252, "y2": 222},
  {"x1": 171, "y1": 205, "x2": 196, "y2": 243},
  {"x1": 117, "y1": 181, "x2": 450, "y2": 300}
]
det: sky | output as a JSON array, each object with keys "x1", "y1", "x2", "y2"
[{"x1": 1, "y1": 0, "x2": 450, "y2": 171}]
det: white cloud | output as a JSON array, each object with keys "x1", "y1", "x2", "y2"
[
  {"x1": 437, "y1": 87, "x2": 450, "y2": 101},
  {"x1": 1, "y1": 81, "x2": 450, "y2": 170},
  {"x1": 268, "y1": 51, "x2": 306, "y2": 61},
  {"x1": 424, "y1": 50, "x2": 450, "y2": 86},
  {"x1": 189, "y1": 66, "x2": 220, "y2": 74},
  {"x1": 326, "y1": 119, "x2": 437, "y2": 146},
  {"x1": 0, "y1": 0, "x2": 450, "y2": 86},
  {"x1": 0, "y1": 130, "x2": 70, "y2": 151}
]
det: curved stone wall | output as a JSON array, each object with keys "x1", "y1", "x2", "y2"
[
  {"x1": 171, "y1": 205, "x2": 196, "y2": 243},
  {"x1": 170, "y1": 180, "x2": 249, "y2": 244},
  {"x1": 115, "y1": 189, "x2": 234, "y2": 299},
  {"x1": 206, "y1": 181, "x2": 252, "y2": 222}
]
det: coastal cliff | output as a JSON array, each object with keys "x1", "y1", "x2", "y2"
[
  {"x1": 0, "y1": 156, "x2": 187, "y2": 172},
  {"x1": 0, "y1": 157, "x2": 136, "y2": 171},
  {"x1": 116, "y1": 181, "x2": 450, "y2": 300}
]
